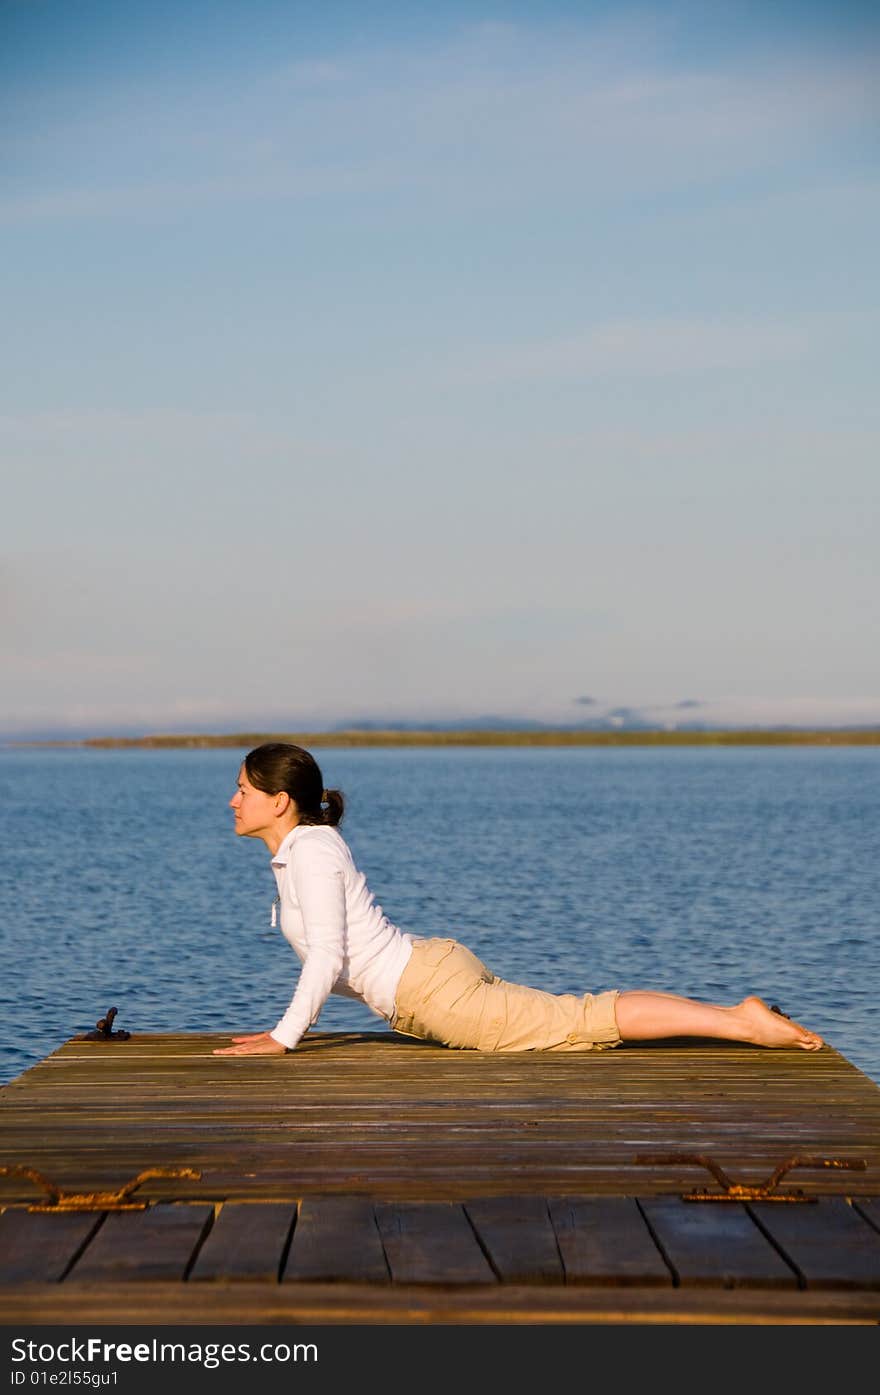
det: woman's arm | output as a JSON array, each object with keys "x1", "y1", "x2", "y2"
[
  {"x1": 213, "y1": 837, "x2": 346, "y2": 1057},
  {"x1": 270, "y1": 838, "x2": 346, "y2": 1047}
]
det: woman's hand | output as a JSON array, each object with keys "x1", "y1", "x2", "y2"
[{"x1": 212, "y1": 1031, "x2": 288, "y2": 1056}]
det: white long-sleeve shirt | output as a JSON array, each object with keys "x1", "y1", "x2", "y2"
[{"x1": 267, "y1": 824, "x2": 417, "y2": 1050}]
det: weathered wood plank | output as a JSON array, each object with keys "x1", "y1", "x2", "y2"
[
  {"x1": 853, "y1": 1197, "x2": 880, "y2": 1234},
  {"x1": 638, "y1": 1197, "x2": 796, "y2": 1288},
  {"x1": 374, "y1": 1201, "x2": 497, "y2": 1285},
  {"x1": 547, "y1": 1196, "x2": 671, "y2": 1286},
  {"x1": 2, "y1": 1279, "x2": 879, "y2": 1325},
  {"x1": 66, "y1": 1204, "x2": 214, "y2": 1282},
  {"x1": 750, "y1": 1197, "x2": 880, "y2": 1289},
  {"x1": 0, "y1": 1209, "x2": 103, "y2": 1284},
  {"x1": 188, "y1": 1202, "x2": 295, "y2": 1282},
  {"x1": 463, "y1": 1196, "x2": 563, "y2": 1283},
  {"x1": 283, "y1": 1197, "x2": 389, "y2": 1284}
]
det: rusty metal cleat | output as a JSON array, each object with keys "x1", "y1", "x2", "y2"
[
  {"x1": 0, "y1": 1165, "x2": 201, "y2": 1212},
  {"x1": 634, "y1": 1152, "x2": 868, "y2": 1202}
]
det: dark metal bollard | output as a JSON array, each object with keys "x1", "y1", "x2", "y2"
[{"x1": 81, "y1": 1006, "x2": 131, "y2": 1041}]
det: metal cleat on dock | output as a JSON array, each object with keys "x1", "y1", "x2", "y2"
[
  {"x1": 79, "y1": 1005, "x2": 131, "y2": 1041},
  {"x1": 634, "y1": 1152, "x2": 868, "y2": 1202},
  {"x1": 0, "y1": 1165, "x2": 201, "y2": 1212}
]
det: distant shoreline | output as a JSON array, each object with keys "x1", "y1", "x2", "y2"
[{"x1": 14, "y1": 728, "x2": 880, "y2": 749}]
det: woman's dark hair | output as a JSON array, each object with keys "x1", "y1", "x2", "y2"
[{"x1": 244, "y1": 743, "x2": 344, "y2": 827}]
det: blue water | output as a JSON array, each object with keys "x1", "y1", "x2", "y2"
[{"x1": 0, "y1": 745, "x2": 877, "y2": 1086}]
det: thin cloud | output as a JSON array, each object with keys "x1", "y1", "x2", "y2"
[
  {"x1": 456, "y1": 316, "x2": 813, "y2": 383},
  {"x1": 595, "y1": 697, "x2": 880, "y2": 729}
]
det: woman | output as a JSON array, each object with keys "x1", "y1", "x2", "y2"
[{"x1": 213, "y1": 743, "x2": 824, "y2": 1058}]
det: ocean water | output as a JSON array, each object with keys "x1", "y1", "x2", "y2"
[{"x1": 0, "y1": 744, "x2": 877, "y2": 1086}]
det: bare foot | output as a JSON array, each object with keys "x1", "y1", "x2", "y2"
[{"x1": 736, "y1": 996, "x2": 823, "y2": 1050}]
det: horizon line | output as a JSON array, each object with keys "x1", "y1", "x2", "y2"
[{"x1": 9, "y1": 726, "x2": 880, "y2": 750}]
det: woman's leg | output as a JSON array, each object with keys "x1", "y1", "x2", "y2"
[{"x1": 614, "y1": 990, "x2": 823, "y2": 1050}]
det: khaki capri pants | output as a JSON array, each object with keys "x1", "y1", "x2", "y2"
[{"x1": 391, "y1": 938, "x2": 621, "y2": 1053}]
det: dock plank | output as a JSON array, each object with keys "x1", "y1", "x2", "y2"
[
  {"x1": 853, "y1": 1197, "x2": 880, "y2": 1234},
  {"x1": 1, "y1": 1279, "x2": 879, "y2": 1325},
  {"x1": 67, "y1": 1204, "x2": 214, "y2": 1282},
  {"x1": 283, "y1": 1197, "x2": 389, "y2": 1284},
  {"x1": 0, "y1": 1209, "x2": 103, "y2": 1284},
  {"x1": 750, "y1": 1197, "x2": 880, "y2": 1289},
  {"x1": 375, "y1": 1201, "x2": 497, "y2": 1285},
  {"x1": 548, "y1": 1196, "x2": 671, "y2": 1286},
  {"x1": 638, "y1": 1197, "x2": 797, "y2": 1288},
  {"x1": 463, "y1": 1196, "x2": 563, "y2": 1283},
  {"x1": 188, "y1": 1201, "x2": 295, "y2": 1282}
]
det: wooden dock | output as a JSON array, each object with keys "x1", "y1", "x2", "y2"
[{"x1": 1, "y1": 1032, "x2": 879, "y2": 1324}]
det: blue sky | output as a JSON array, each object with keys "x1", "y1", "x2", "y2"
[{"x1": 2, "y1": 0, "x2": 878, "y2": 736}]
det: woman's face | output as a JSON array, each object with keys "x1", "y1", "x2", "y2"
[{"x1": 229, "y1": 763, "x2": 283, "y2": 841}]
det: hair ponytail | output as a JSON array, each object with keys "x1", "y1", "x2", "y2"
[{"x1": 321, "y1": 788, "x2": 345, "y2": 827}]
